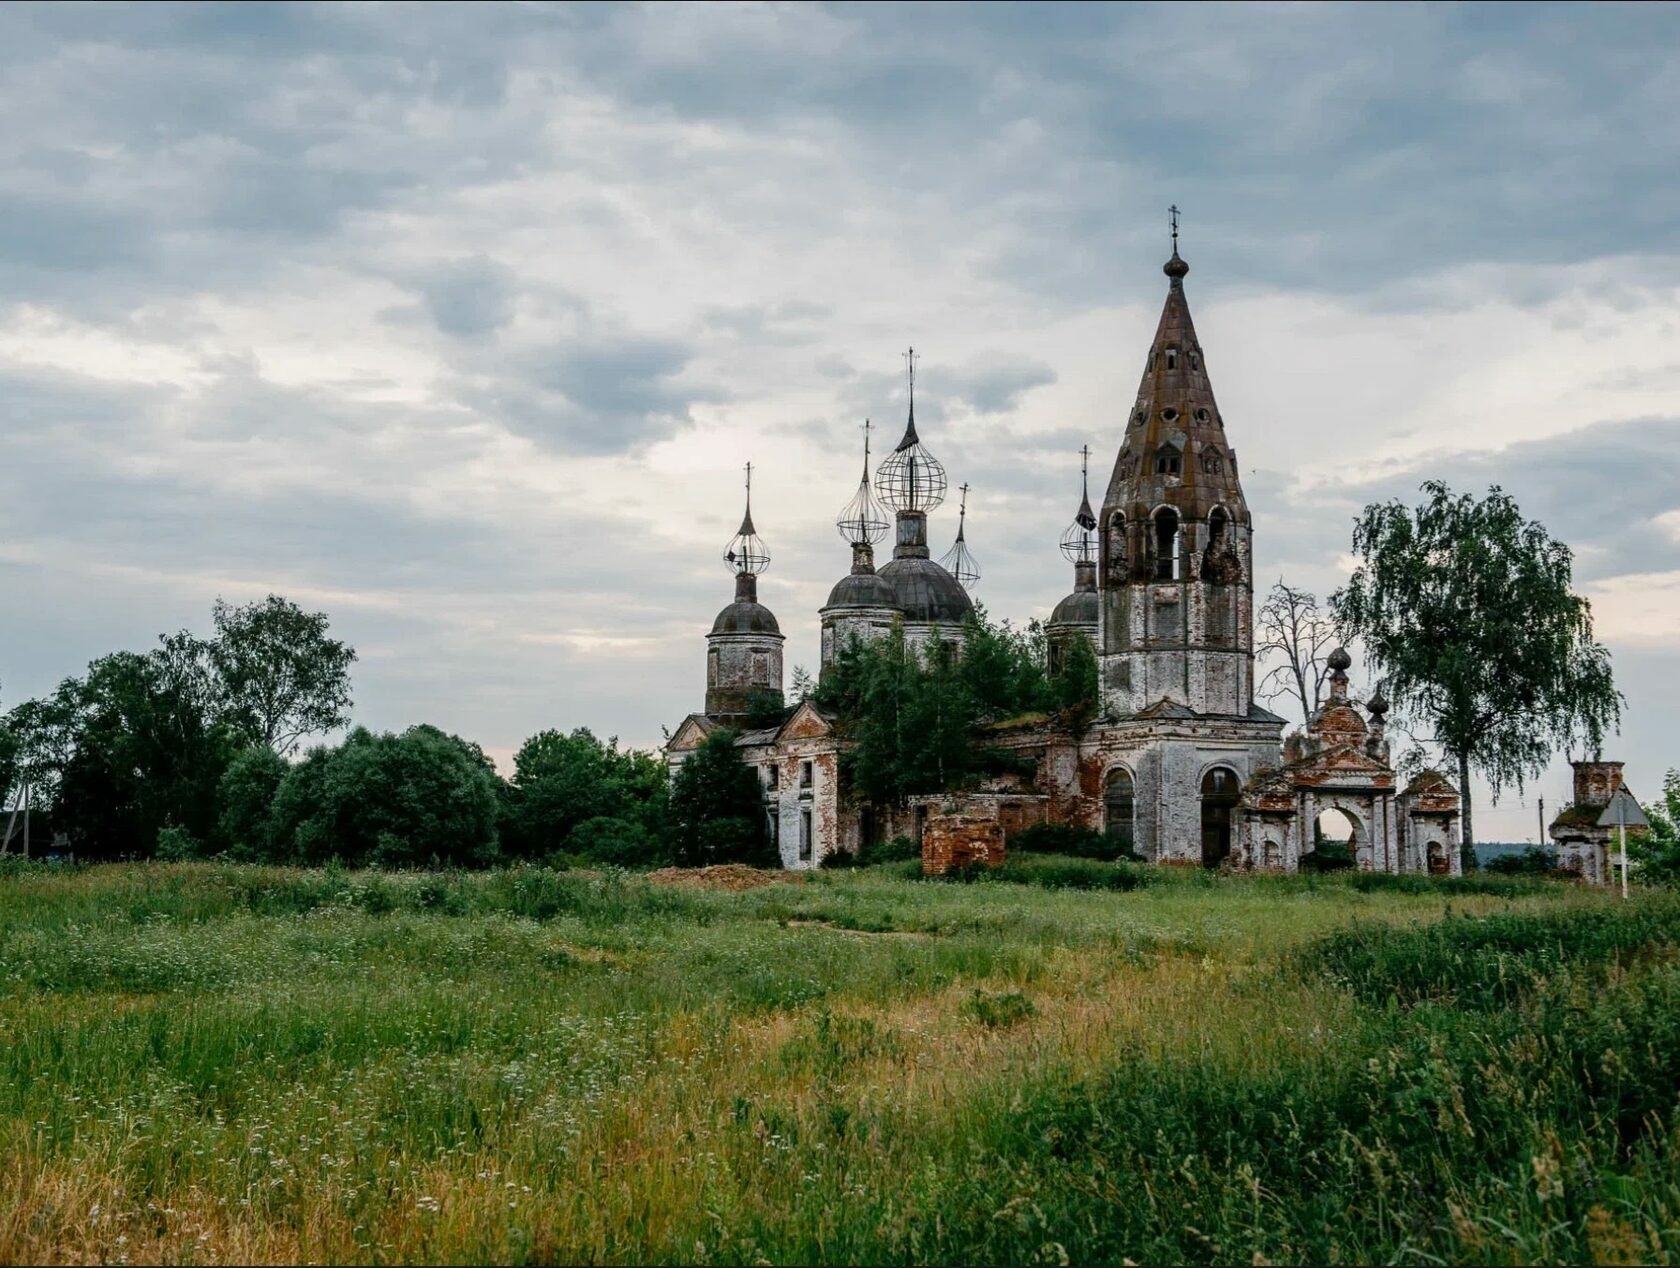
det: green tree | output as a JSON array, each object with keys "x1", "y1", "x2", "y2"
[
  {"x1": 267, "y1": 724, "x2": 502, "y2": 868},
  {"x1": 1331, "y1": 481, "x2": 1622, "y2": 862},
  {"x1": 667, "y1": 729, "x2": 774, "y2": 868},
  {"x1": 959, "y1": 609, "x2": 1051, "y2": 722},
  {"x1": 1632, "y1": 769, "x2": 1680, "y2": 885},
  {"x1": 1050, "y1": 630, "x2": 1100, "y2": 730},
  {"x1": 210, "y1": 595, "x2": 356, "y2": 755},
  {"x1": 500, "y1": 728, "x2": 666, "y2": 860},
  {"x1": 216, "y1": 745, "x2": 290, "y2": 858},
  {"x1": 26, "y1": 639, "x2": 237, "y2": 859}
]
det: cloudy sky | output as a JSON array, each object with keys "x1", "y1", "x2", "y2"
[{"x1": 2, "y1": 1, "x2": 1677, "y2": 841}]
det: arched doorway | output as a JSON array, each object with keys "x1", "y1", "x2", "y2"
[
  {"x1": 1200, "y1": 767, "x2": 1240, "y2": 868},
  {"x1": 1313, "y1": 807, "x2": 1362, "y2": 869},
  {"x1": 1426, "y1": 840, "x2": 1448, "y2": 875},
  {"x1": 1104, "y1": 768, "x2": 1135, "y2": 857}
]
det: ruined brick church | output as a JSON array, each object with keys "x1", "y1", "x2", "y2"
[{"x1": 668, "y1": 238, "x2": 1464, "y2": 874}]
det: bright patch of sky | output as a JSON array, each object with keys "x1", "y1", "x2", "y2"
[{"x1": 2, "y1": 1, "x2": 1677, "y2": 840}]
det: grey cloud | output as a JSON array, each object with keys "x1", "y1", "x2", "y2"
[
  {"x1": 453, "y1": 335, "x2": 721, "y2": 454},
  {"x1": 940, "y1": 355, "x2": 1057, "y2": 415},
  {"x1": 418, "y1": 255, "x2": 518, "y2": 337}
]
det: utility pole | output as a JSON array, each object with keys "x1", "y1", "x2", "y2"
[{"x1": 1537, "y1": 797, "x2": 1544, "y2": 848}]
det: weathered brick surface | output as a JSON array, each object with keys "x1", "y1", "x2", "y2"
[{"x1": 921, "y1": 814, "x2": 1005, "y2": 876}]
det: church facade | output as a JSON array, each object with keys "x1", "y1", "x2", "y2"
[{"x1": 668, "y1": 242, "x2": 1464, "y2": 874}]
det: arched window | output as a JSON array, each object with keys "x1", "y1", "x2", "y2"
[
  {"x1": 1153, "y1": 508, "x2": 1180, "y2": 580},
  {"x1": 1200, "y1": 766, "x2": 1241, "y2": 868},
  {"x1": 1201, "y1": 447, "x2": 1223, "y2": 475},
  {"x1": 1104, "y1": 768, "x2": 1135, "y2": 855},
  {"x1": 707, "y1": 648, "x2": 720, "y2": 685},
  {"x1": 1106, "y1": 512, "x2": 1128, "y2": 582},
  {"x1": 1165, "y1": 347, "x2": 1178, "y2": 370},
  {"x1": 1207, "y1": 507, "x2": 1228, "y2": 550},
  {"x1": 1153, "y1": 444, "x2": 1182, "y2": 477}
]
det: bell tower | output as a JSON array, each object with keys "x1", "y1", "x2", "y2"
[
  {"x1": 1098, "y1": 213, "x2": 1255, "y2": 718},
  {"x1": 706, "y1": 463, "x2": 785, "y2": 721}
]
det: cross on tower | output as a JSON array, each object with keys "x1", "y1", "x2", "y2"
[{"x1": 1169, "y1": 204, "x2": 1180, "y2": 255}]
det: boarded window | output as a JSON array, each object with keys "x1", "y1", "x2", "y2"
[{"x1": 1104, "y1": 769, "x2": 1135, "y2": 856}]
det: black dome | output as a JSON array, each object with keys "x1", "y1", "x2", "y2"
[
  {"x1": 711, "y1": 601, "x2": 781, "y2": 635},
  {"x1": 878, "y1": 557, "x2": 973, "y2": 624},
  {"x1": 1050, "y1": 589, "x2": 1099, "y2": 627},
  {"x1": 826, "y1": 571, "x2": 898, "y2": 609}
]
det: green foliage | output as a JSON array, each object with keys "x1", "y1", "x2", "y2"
[
  {"x1": 499, "y1": 727, "x2": 666, "y2": 861},
  {"x1": 814, "y1": 610, "x2": 1072, "y2": 806},
  {"x1": 2, "y1": 595, "x2": 358, "y2": 860},
  {"x1": 208, "y1": 595, "x2": 355, "y2": 755},
  {"x1": 1049, "y1": 627, "x2": 1101, "y2": 729},
  {"x1": 1631, "y1": 768, "x2": 1680, "y2": 885},
  {"x1": 855, "y1": 834, "x2": 918, "y2": 867},
  {"x1": 1009, "y1": 821, "x2": 1139, "y2": 862},
  {"x1": 1331, "y1": 481, "x2": 1623, "y2": 852},
  {"x1": 992, "y1": 853, "x2": 1156, "y2": 891},
  {"x1": 266, "y1": 725, "x2": 502, "y2": 869},
  {"x1": 1307, "y1": 897, "x2": 1680, "y2": 1009},
  {"x1": 215, "y1": 745, "x2": 289, "y2": 857},
  {"x1": 1484, "y1": 846, "x2": 1564, "y2": 876},
  {"x1": 564, "y1": 816, "x2": 664, "y2": 868},
  {"x1": 742, "y1": 691, "x2": 790, "y2": 730},
  {"x1": 154, "y1": 824, "x2": 206, "y2": 861},
  {"x1": 667, "y1": 730, "x2": 775, "y2": 868}
]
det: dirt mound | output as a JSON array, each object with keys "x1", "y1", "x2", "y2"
[{"x1": 646, "y1": 864, "x2": 801, "y2": 892}]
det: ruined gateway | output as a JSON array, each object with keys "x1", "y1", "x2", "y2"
[{"x1": 667, "y1": 244, "x2": 1464, "y2": 875}]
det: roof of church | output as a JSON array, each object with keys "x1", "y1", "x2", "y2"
[
  {"x1": 1101, "y1": 245, "x2": 1250, "y2": 527},
  {"x1": 1049, "y1": 587, "x2": 1098, "y2": 627},
  {"x1": 878, "y1": 555, "x2": 973, "y2": 624}
]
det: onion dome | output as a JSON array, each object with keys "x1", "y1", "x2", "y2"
[
  {"x1": 1327, "y1": 646, "x2": 1352, "y2": 672},
  {"x1": 722, "y1": 462, "x2": 770, "y2": 576},
  {"x1": 1051, "y1": 584, "x2": 1098, "y2": 627},
  {"x1": 938, "y1": 483, "x2": 980, "y2": 590},
  {"x1": 878, "y1": 556, "x2": 974, "y2": 623},
  {"x1": 1059, "y1": 446, "x2": 1098, "y2": 563},
  {"x1": 875, "y1": 348, "x2": 948, "y2": 513},
  {"x1": 836, "y1": 420, "x2": 890, "y2": 546},
  {"x1": 713, "y1": 572, "x2": 781, "y2": 634}
]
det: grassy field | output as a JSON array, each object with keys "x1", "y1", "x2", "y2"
[{"x1": 2, "y1": 859, "x2": 1677, "y2": 1264}]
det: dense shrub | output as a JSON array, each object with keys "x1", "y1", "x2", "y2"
[
  {"x1": 1484, "y1": 846, "x2": 1562, "y2": 875},
  {"x1": 565, "y1": 816, "x2": 664, "y2": 868},
  {"x1": 856, "y1": 834, "x2": 919, "y2": 867},
  {"x1": 991, "y1": 854, "x2": 1155, "y2": 892},
  {"x1": 1306, "y1": 897, "x2": 1680, "y2": 1009},
  {"x1": 267, "y1": 725, "x2": 502, "y2": 869},
  {"x1": 499, "y1": 727, "x2": 666, "y2": 861},
  {"x1": 668, "y1": 731, "x2": 776, "y2": 868},
  {"x1": 1009, "y1": 821, "x2": 1140, "y2": 862}
]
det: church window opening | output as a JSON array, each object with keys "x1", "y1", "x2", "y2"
[
  {"x1": 751, "y1": 652, "x2": 769, "y2": 684},
  {"x1": 1200, "y1": 766, "x2": 1241, "y2": 868},
  {"x1": 1195, "y1": 407, "x2": 1209, "y2": 423},
  {"x1": 1104, "y1": 768, "x2": 1136, "y2": 856},
  {"x1": 1133, "y1": 409, "x2": 1146, "y2": 426},
  {"x1": 1107, "y1": 512, "x2": 1128, "y2": 581},
  {"x1": 767, "y1": 764, "x2": 779, "y2": 791},
  {"x1": 1201, "y1": 447, "x2": 1224, "y2": 475},
  {"x1": 1153, "y1": 508, "x2": 1181, "y2": 580},
  {"x1": 1153, "y1": 444, "x2": 1182, "y2": 477},
  {"x1": 1161, "y1": 407, "x2": 1178, "y2": 422},
  {"x1": 800, "y1": 760, "x2": 814, "y2": 790},
  {"x1": 1426, "y1": 840, "x2": 1448, "y2": 875},
  {"x1": 769, "y1": 811, "x2": 780, "y2": 851},
  {"x1": 707, "y1": 649, "x2": 719, "y2": 686},
  {"x1": 1207, "y1": 507, "x2": 1229, "y2": 549},
  {"x1": 799, "y1": 809, "x2": 813, "y2": 861},
  {"x1": 1165, "y1": 348, "x2": 1178, "y2": 370}
]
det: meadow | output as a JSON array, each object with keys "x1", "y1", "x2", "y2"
[{"x1": 2, "y1": 858, "x2": 1677, "y2": 1264}]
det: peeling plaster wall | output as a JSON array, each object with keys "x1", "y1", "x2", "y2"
[{"x1": 705, "y1": 631, "x2": 784, "y2": 719}]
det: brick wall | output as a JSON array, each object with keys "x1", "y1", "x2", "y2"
[{"x1": 921, "y1": 814, "x2": 1006, "y2": 876}]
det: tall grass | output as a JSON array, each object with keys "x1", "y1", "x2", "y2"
[{"x1": 1, "y1": 861, "x2": 1672, "y2": 1263}]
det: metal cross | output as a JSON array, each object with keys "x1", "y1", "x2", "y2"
[{"x1": 1169, "y1": 204, "x2": 1180, "y2": 253}]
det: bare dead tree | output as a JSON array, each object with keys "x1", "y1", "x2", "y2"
[{"x1": 1256, "y1": 579, "x2": 1337, "y2": 727}]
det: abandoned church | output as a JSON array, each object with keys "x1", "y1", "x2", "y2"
[{"x1": 667, "y1": 239, "x2": 1466, "y2": 875}]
